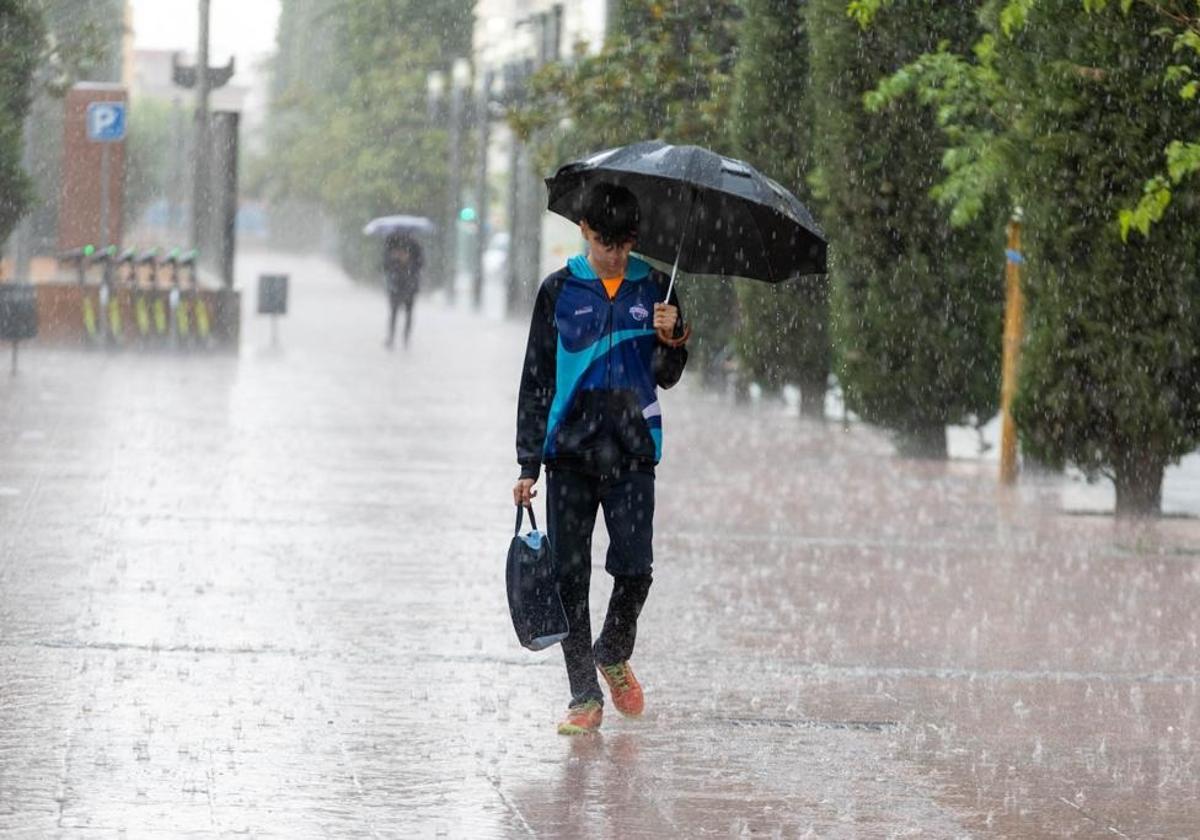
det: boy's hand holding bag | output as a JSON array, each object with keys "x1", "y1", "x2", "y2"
[{"x1": 506, "y1": 504, "x2": 568, "y2": 651}]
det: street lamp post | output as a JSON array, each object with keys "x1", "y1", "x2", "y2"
[
  {"x1": 426, "y1": 70, "x2": 447, "y2": 294},
  {"x1": 445, "y1": 58, "x2": 471, "y2": 304},
  {"x1": 192, "y1": 0, "x2": 211, "y2": 254},
  {"x1": 472, "y1": 70, "x2": 499, "y2": 311},
  {"x1": 426, "y1": 70, "x2": 445, "y2": 124}
]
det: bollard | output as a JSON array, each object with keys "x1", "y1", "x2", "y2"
[
  {"x1": 0, "y1": 283, "x2": 38, "y2": 374},
  {"x1": 999, "y1": 209, "x2": 1025, "y2": 485}
]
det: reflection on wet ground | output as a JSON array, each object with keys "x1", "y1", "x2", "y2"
[{"x1": 0, "y1": 252, "x2": 1196, "y2": 837}]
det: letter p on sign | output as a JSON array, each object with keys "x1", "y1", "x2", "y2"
[{"x1": 86, "y1": 102, "x2": 126, "y2": 143}]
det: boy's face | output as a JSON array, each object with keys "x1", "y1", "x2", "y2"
[{"x1": 581, "y1": 222, "x2": 635, "y2": 277}]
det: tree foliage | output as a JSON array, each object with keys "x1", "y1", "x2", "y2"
[
  {"x1": 0, "y1": 0, "x2": 45, "y2": 253},
  {"x1": 808, "y1": 0, "x2": 1002, "y2": 456},
  {"x1": 729, "y1": 0, "x2": 831, "y2": 416},
  {"x1": 3, "y1": 0, "x2": 122, "y2": 258},
  {"x1": 855, "y1": 0, "x2": 1200, "y2": 238},
  {"x1": 123, "y1": 97, "x2": 174, "y2": 228},
  {"x1": 261, "y1": 0, "x2": 474, "y2": 276},
  {"x1": 864, "y1": 0, "x2": 1200, "y2": 512}
]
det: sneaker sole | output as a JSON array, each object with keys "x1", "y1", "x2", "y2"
[{"x1": 557, "y1": 722, "x2": 601, "y2": 736}]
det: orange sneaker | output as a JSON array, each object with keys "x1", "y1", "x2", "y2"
[
  {"x1": 557, "y1": 700, "x2": 603, "y2": 735},
  {"x1": 598, "y1": 661, "x2": 644, "y2": 717}
]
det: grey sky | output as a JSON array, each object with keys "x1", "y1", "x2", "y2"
[{"x1": 129, "y1": 0, "x2": 280, "y2": 64}]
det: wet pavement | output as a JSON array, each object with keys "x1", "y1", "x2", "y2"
[{"x1": 1, "y1": 251, "x2": 1198, "y2": 838}]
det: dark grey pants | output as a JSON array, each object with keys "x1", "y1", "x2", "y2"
[
  {"x1": 546, "y1": 468, "x2": 655, "y2": 707},
  {"x1": 386, "y1": 293, "x2": 414, "y2": 346}
]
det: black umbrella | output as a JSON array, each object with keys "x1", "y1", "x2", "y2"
[{"x1": 545, "y1": 140, "x2": 827, "y2": 302}]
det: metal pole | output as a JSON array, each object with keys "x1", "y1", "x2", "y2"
[
  {"x1": 999, "y1": 210, "x2": 1025, "y2": 485},
  {"x1": 192, "y1": 0, "x2": 212, "y2": 253},
  {"x1": 99, "y1": 143, "x2": 110, "y2": 247},
  {"x1": 13, "y1": 110, "x2": 35, "y2": 281},
  {"x1": 504, "y1": 130, "x2": 521, "y2": 317},
  {"x1": 170, "y1": 97, "x2": 184, "y2": 236},
  {"x1": 10, "y1": 342, "x2": 17, "y2": 376},
  {"x1": 446, "y1": 79, "x2": 464, "y2": 303},
  {"x1": 472, "y1": 72, "x2": 492, "y2": 310},
  {"x1": 519, "y1": 140, "x2": 542, "y2": 310}
]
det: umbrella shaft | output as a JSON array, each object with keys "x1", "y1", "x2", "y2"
[{"x1": 665, "y1": 190, "x2": 697, "y2": 304}]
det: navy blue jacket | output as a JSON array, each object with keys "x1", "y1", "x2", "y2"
[{"x1": 517, "y1": 254, "x2": 688, "y2": 480}]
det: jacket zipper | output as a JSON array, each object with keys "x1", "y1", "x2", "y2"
[{"x1": 605, "y1": 287, "x2": 614, "y2": 448}]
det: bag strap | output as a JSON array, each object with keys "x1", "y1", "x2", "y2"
[{"x1": 513, "y1": 503, "x2": 538, "y2": 535}]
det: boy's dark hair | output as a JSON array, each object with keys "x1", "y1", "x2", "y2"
[{"x1": 580, "y1": 183, "x2": 640, "y2": 246}]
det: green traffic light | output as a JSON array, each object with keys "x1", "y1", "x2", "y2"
[{"x1": 459, "y1": 207, "x2": 477, "y2": 222}]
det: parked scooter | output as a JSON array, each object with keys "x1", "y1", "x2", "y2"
[
  {"x1": 162, "y1": 249, "x2": 184, "y2": 347},
  {"x1": 133, "y1": 248, "x2": 160, "y2": 342},
  {"x1": 89, "y1": 245, "x2": 120, "y2": 345},
  {"x1": 58, "y1": 245, "x2": 98, "y2": 341},
  {"x1": 179, "y1": 250, "x2": 210, "y2": 345},
  {"x1": 111, "y1": 247, "x2": 139, "y2": 342}
]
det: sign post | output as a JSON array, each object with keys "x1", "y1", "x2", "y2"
[
  {"x1": 257, "y1": 274, "x2": 289, "y2": 347},
  {"x1": 999, "y1": 209, "x2": 1025, "y2": 485},
  {"x1": 0, "y1": 284, "x2": 38, "y2": 375},
  {"x1": 86, "y1": 101, "x2": 127, "y2": 247}
]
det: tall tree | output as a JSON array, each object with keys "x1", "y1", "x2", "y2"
[
  {"x1": 1092, "y1": 1, "x2": 1200, "y2": 239},
  {"x1": 807, "y1": 0, "x2": 1002, "y2": 456},
  {"x1": 0, "y1": 0, "x2": 45, "y2": 256},
  {"x1": 511, "y1": 0, "x2": 743, "y2": 383},
  {"x1": 730, "y1": 0, "x2": 831, "y2": 416},
  {"x1": 262, "y1": 0, "x2": 474, "y2": 277},
  {"x1": 862, "y1": 0, "x2": 1200, "y2": 513},
  {"x1": 13, "y1": 0, "x2": 123, "y2": 260}
]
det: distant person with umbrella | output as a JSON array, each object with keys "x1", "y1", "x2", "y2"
[
  {"x1": 382, "y1": 232, "x2": 422, "y2": 349},
  {"x1": 513, "y1": 141, "x2": 827, "y2": 736},
  {"x1": 364, "y1": 215, "x2": 434, "y2": 349},
  {"x1": 513, "y1": 182, "x2": 689, "y2": 736}
]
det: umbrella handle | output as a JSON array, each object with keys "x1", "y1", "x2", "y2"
[{"x1": 657, "y1": 322, "x2": 691, "y2": 348}]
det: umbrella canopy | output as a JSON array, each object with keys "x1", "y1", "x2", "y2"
[
  {"x1": 545, "y1": 140, "x2": 827, "y2": 287},
  {"x1": 362, "y1": 215, "x2": 437, "y2": 237}
]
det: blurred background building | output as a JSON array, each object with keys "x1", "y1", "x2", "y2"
[{"x1": 471, "y1": 1, "x2": 609, "y2": 311}]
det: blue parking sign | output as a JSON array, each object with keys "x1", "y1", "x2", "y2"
[{"x1": 86, "y1": 102, "x2": 126, "y2": 142}]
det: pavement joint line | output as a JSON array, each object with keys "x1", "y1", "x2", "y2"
[
  {"x1": 665, "y1": 529, "x2": 1200, "y2": 563},
  {"x1": 780, "y1": 661, "x2": 1200, "y2": 685},
  {"x1": 18, "y1": 639, "x2": 312, "y2": 657},
  {"x1": 11, "y1": 640, "x2": 563, "y2": 669},
  {"x1": 334, "y1": 729, "x2": 383, "y2": 840},
  {"x1": 715, "y1": 717, "x2": 899, "y2": 732},
  {"x1": 480, "y1": 766, "x2": 536, "y2": 838},
  {"x1": 1057, "y1": 795, "x2": 1132, "y2": 839},
  {"x1": 16, "y1": 639, "x2": 1198, "y2": 687}
]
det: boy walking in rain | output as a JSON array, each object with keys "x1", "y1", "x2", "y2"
[{"x1": 513, "y1": 183, "x2": 688, "y2": 735}]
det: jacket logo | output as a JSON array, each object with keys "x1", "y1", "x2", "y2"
[
  {"x1": 629, "y1": 304, "x2": 650, "y2": 322},
  {"x1": 573, "y1": 306, "x2": 593, "y2": 316}
]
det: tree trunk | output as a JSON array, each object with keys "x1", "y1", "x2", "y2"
[
  {"x1": 1114, "y1": 454, "x2": 1165, "y2": 516},
  {"x1": 896, "y1": 424, "x2": 947, "y2": 459},
  {"x1": 798, "y1": 376, "x2": 827, "y2": 421}
]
